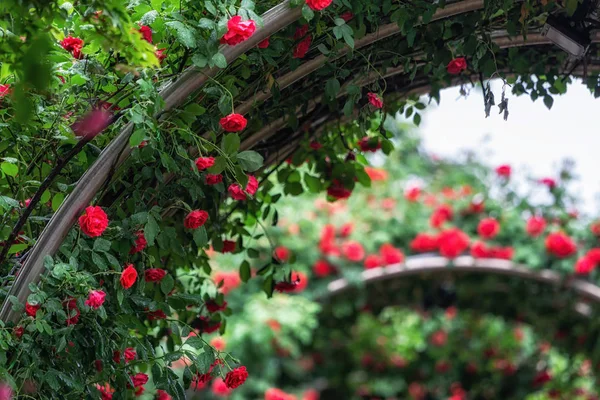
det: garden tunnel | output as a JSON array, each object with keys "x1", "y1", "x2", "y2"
[{"x1": 3, "y1": 0, "x2": 600, "y2": 398}]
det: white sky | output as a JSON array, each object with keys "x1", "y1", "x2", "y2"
[{"x1": 417, "y1": 79, "x2": 600, "y2": 215}]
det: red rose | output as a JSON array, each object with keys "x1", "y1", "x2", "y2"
[
  {"x1": 221, "y1": 240, "x2": 236, "y2": 253},
  {"x1": 364, "y1": 167, "x2": 388, "y2": 181},
  {"x1": 591, "y1": 221, "x2": 600, "y2": 236},
  {"x1": 294, "y1": 24, "x2": 309, "y2": 39},
  {"x1": 131, "y1": 373, "x2": 148, "y2": 387},
  {"x1": 575, "y1": 256, "x2": 595, "y2": 274},
  {"x1": 123, "y1": 347, "x2": 137, "y2": 363},
  {"x1": 274, "y1": 246, "x2": 290, "y2": 262},
  {"x1": 96, "y1": 383, "x2": 114, "y2": 400},
  {"x1": 211, "y1": 378, "x2": 231, "y2": 396},
  {"x1": 364, "y1": 254, "x2": 382, "y2": 269},
  {"x1": 220, "y1": 113, "x2": 248, "y2": 132},
  {"x1": 64, "y1": 298, "x2": 80, "y2": 326},
  {"x1": 410, "y1": 233, "x2": 439, "y2": 253},
  {"x1": 477, "y1": 217, "x2": 500, "y2": 239},
  {"x1": 447, "y1": 57, "x2": 467, "y2": 75},
  {"x1": 246, "y1": 175, "x2": 259, "y2": 195},
  {"x1": 533, "y1": 371, "x2": 552, "y2": 386},
  {"x1": 342, "y1": 241, "x2": 365, "y2": 261},
  {"x1": 358, "y1": 136, "x2": 381, "y2": 152},
  {"x1": 144, "y1": 268, "x2": 167, "y2": 282},
  {"x1": 430, "y1": 330, "x2": 447, "y2": 346},
  {"x1": 265, "y1": 388, "x2": 294, "y2": 400},
  {"x1": 147, "y1": 309, "x2": 167, "y2": 320},
  {"x1": 526, "y1": 216, "x2": 546, "y2": 237},
  {"x1": 72, "y1": 109, "x2": 112, "y2": 139},
  {"x1": 193, "y1": 316, "x2": 221, "y2": 333},
  {"x1": 220, "y1": 16, "x2": 256, "y2": 45},
  {"x1": 157, "y1": 389, "x2": 172, "y2": 400},
  {"x1": 78, "y1": 206, "x2": 109, "y2": 237},
  {"x1": 367, "y1": 92, "x2": 383, "y2": 109},
  {"x1": 545, "y1": 232, "x2": 576, "y2": 258},
  {"x1": 490, "y1": 246, "x2": 514, "y2": 260},
  {"x1": 312, "y1": 260, "x2": 334, "y2": 277},
  {"x1": 129, "y1": 231, "x2": 147, "y2": 254},
  {"x1": 340, "y1": 11, "x2": 354, "y2": 22},
  {"x1": 327, "y1": 182, "x2": 352, "y2": 200},
  {"x1": 84, "y1": 290, "x2": 106, "y2": 309},
  {"x1": 587, "y1": 248, "x2": 600, "y2": 263},
  {"x1": 309, "y1": 141, "x2": 322, "y2": 150},
  {"x1": 213, "y1": 271, "x2": 241, "y2": 294},
  {"x1": 437, "y1": 228, "x2": 470, "y2": 258},
  {"x1": 291, "y1": 271, "x2": 308, "y2": 292},
  {"x1": 206, "y1": 299, "x2": 228, "y2": 313},
  {"x1": 306, "y1": 0, "x2": 332, "y2": 11},
  {"x1": 94, "y1": 359, "x2": 103, "y2": 372},
  {"x1": 430, "y1": 204, "x2": 453, "y2": 228},
  {"x1": 206, "y1": 174, "x2": 223, "y2": 185},
  {"x1": 184, "y1": 210, "x2": 209, "y2": 229},
  {"x1": 339, "y1": 222, "x2": 353, "y2": 237},
  {"x1": 155, "y1": 48, "x2": 167, "y2": 62},
  {"x1": 495, "y1": 164, "x2": 511, "y2": 178},
  {"x1": 405, "y1": 186, "x2": 421, "y2": 202},
  {"x1": 294, "y1": 34, "x2": 312, "y2": 58},
  {"x1": 120, "y1": 264, "x2": 138, "y2": 289},
  {"x1": 14, "y1": 326, "x2": 24, "y2": 338},
  {"x1": 258, "y1": 38, "x2": 270, "y2": 48},
  {"x1": 379, "y1": 243, "x2": 404, "y2": 265},
  {"x1": 60, "y1": 36, "x2": 84, "y2": 59},
  {"x1": 224, "y1": 366, "x2": 248, "y2": 389},
  {"x1": 471, "y1": 241, "x2": 489, "y2": 258},
  {"x1": 195, "y1": 156, "x2": 215, "y2": 170},
  {"x1": 139, "y1": 25, "x2": 152, "y2": 43},
  {"x1": 25, "y1": 302, "x2": 40, "y2": 317},
  {"x1": 539, "y1": 177, "x2": 556, "y2": 189},
  {"x1": 0, "y1": 84, "x2": 11, "y2": 98}
]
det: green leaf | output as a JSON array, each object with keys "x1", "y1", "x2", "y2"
[
  {"x1": 93, "y1": 238, "x2": 111, "y2": 253},
  {"x1": 0, "y1": 196, "x2": 19, "y2": 211},
  {"x1": 341, "y1": 25, "x2": 354, "y2": 48},
  {"x1": 413, "y1": 112, "x2": 422, "y2": 126},
  {"x1": 325, "y1": 78, "x2": 341, "y2": 99},
  {"x1": 51, "y1": 193, "x2": 64, "y2": 211},
  {"x1": 1, "y1": 162, "x2": 18, "y2": 177},
  {"x1": 193, "y1": 227, "x2": 208, "y2": 248},
  {"x1": 145, "y1": 214, "x2": 160, "y2": 246},
  {"x1": 239, "y1": 261, "x2": 251, "y2": 282},
  {"x1": 212, "y1": 53, "x2": 227, "y2": 69},
  {"x1": 161, "y1": 274, "x2": 175, "y2": 295},
  {"x1": 192, "y1": 53, "x2": 208, "y2": 68},
  {"x1": 222, "y1": 133, "x2": 240, "y2": 155},
  {"x1": 304, "y1": 174, "x2": 322, "y2": 193},
  {"x1": 129, "y1": 129, "x2": 145, "y2": 147},
  {"x1": 543, "y1": 95, "x2": 554, "y2": 110},
  {"x1": 301, "y1": 4, "x2": 314, "y2": 21},
  {"x1": 198, "y1": 18, "x2": 215, "y2": 29},
  {"x1": 237, "y1": 151, "x2": 263, "y2": 172},
  {"x1": 165, "y1": 21, "x2": 197, "y2": 48},
  {"x1": 263, "y1": 275, "x2": 274, "y2": 298},
  {"x1": 196, "y1": 349, "x2": 215, "y2": 373},
  {"x1": 184, "y1": 336, "x2": 204, "y2": 349},
  {"x1": 208, "y1": 156, "x2": 227, "y2": 174}
]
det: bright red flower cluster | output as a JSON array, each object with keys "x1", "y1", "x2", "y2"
[{"x1": 220, "y1": 16, "x2": 256, "y2": 46}]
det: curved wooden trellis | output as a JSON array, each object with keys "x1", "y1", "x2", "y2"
[{"x1": 4, "y1": 0, "x2": 599, "y2": 323}]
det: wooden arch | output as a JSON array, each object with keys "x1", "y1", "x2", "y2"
[{"x1": 4, "y1": 0, "x2": 600, "y2": 322}]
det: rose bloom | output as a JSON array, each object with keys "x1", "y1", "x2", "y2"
[
  {"x1": 342, "y1": 241, "x2": 365, "y2": 261},
  {"x1": 205, "y1": 173, "x2": 223, "y2": 185},
  {"x1": 379, "y1": 243, "x2": 404, "y2": 265},
  {"x1": 221, "y1": 240, "x2": 236, "y2": 253},
  {"x1": 410, "y1": 233, "x2": 439, "y2": 253},
  {"x1": 71, "y1": 108, "x2": 112, "y2": 139},
  {"x1": 477, "y1": 217, "x2": 500, "y2": 239},
  {"x1": 220, "y1": 16, "x2": 256, "y2": 46},
  {"x1": 339, "y1": 222, "x2": 354, "y2": 237},
  {"x1": 430, "y1": 204, "x2": 453, "y2": 228},
  {"x1": 575, "y1": 256, "x2": 596, "y2": 274},
  {"x1": 309, "y1": 141, "x2": 322, "y2": 150},
  {"x1": 294, "y1": 34, "x2": 312, "y2": 58},
  {"x1": 130, "y1": 373, "x2": 148, "y2": 388},
  {"x1": 219, "y1": 113, "x2": 247, "y2": 132},
  {"x1": 206, "y1": 299, "x2": 227, "y2": 313},
  {"x1": 224, "y1": 366, "x2": 248, "y2": 389},
  {"x1": 545, "y1": 232, "x2": 577, "y2": 258},
  {"x1": 437, "y1": 228, "x2": 470, "y2": 258},
  {"x1": 526, "y1": 216, "x2": 546, "y2": 237},
  {"x1": 447, "y1": 57, "x2": 467, "y2": 74},
  {"x1": 85, "y1": 290, "x2": 106, "y2": 309},
  {"x1": 313, "y1": 260, "x2": 334, "y2": 277},
  {"x1": 147, "y1": 309, "x2": 167, "y2": 320},
  {"x1": 211, "y1": 378, "x2": 231, "y2": 397},
  {"x1": 274, "y1": 246, "x2": 290, "y2": 262},
  {"x1": 184, "y1": 210, "x2": 209, "y2": 229},
  {"x1": 430, "y1": 330, "x2": 447, "y2": 346},
  {"x1": 155, "y1": 48, "x2": 167, "y2": 62},
  {"x1": 306, "y1": 0, "x2": 332, "y2": 11},
  {"x1": 195, "y1": 156, "x2": 215, "y2": 171},
  {"x1": 405, "y1": 186, "x2": 421, "y2": 202},
  {"x1": 357, "y1": 136, "x2": 381, "y2": 152},
  {"x1": 157, "y1": 389, "x2": 172, "y2": 400},
  {"x1": 367, "y1": 92, "x2": 383, "y2": 109},
  {"x1": 25, "y1": 302, "x2": 40, "y2": 317},
  {"x1": 139, "y1": 25, "x2": 152, "y2": 43},
  {"x1": 129, "y1": 231, "x2": 147, "y2": 254},
  {"x1": 60, "y1": 35, "x2": 84, "y2": 58},
  {"x1": 496, "y1": 164, "x2": 511, "y2": 178},
  {"x1": 96, "y1": 383, "x2": 114, "y2": 400},
  {"x1": 327, "y1": 182, "x2": 352, "y2": 200},
  {"x1": 258, "y1": 38, "x2": 270, "y2": 48},
  {"x1": 213, "y1": 271, "x2": 241, "y2": 294},
  {"x1": 539, "y1": 177, "x2": 556, "y2": 189},
  {"x1": 64, "y1": 298, "x2": 80, "y2": 326},
  {"x1": 364, "y1": 166, "x2": 388, "y2": 181},
  {"x1": 0, "y1": 84, "x2": 11, "y2": 98},
  {"x1": 78, "y1": 206, "x2": 109, "y2": 237},
  {"x1": 210, "y1": 337, "x2": 226, "y2": 351},
  {"x1": 340, "y1": 11, "x2": 354, "y2": 22},
  {"x1": 591, "y1": 221, "x2": 600, "y2": 236},
  {"x1": 364, "y1": 254, "x2": 382, "y2": 269},
  {"x1": 144, "y1": 268, "x2": 167, "y2": 282},
  {"x1": 120, "y1": 264, "x2": 138, "y2": 289}
]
